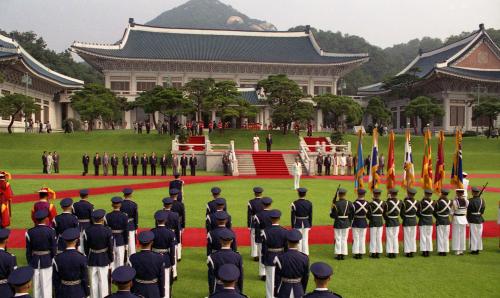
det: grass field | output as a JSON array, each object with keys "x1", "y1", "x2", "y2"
[{"x1": 2, "y1": 130, "x2": 500, "y2": 297}]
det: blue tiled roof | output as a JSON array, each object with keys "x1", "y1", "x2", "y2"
[
  {"x1": 73, "y1": 25, "x2": 368, "y2": 65},
  {"x1": 0, "y1": 34, "x2": 82, "y2": 87},
  {"x1": 239, "y1": 89, "x2": 260, "y2": 105},
  {"x1": 439, "y1": 67, "x2": 500, "y2": 81},
  {"x1": 410, "y1": 42, "x2": 470, "y2": 78}
]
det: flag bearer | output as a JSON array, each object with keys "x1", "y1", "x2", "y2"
[
  {"x1": 384, "y1": 188, "x2": 402, "y2": 258},
  {"x1": 401, "y1": 188, "x2": 418, "y2": 257},
  {"x1": 368, "y1": 189, "x2": 385, "y2": 258},
  {"x1": 418, "y1": 189, "x2": 435, "y2": 257},
  {"x1": 329, "y1": 188, "x2": 353, "y2": 260},
  {"x1": 452, "y1": 189, "x2": 468, "y2": 255},
  {"x1": 434, "y1": 189, "x2": 452, "y2": 256},
  {"x1": 467, "y1": 186, "x2": 485, "y2": 254},
  {"x1": 352, "y1": 188, "x2": 368, "y2": 259}
]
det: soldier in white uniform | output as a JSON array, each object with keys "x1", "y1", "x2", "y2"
[
  {"x1": 462, "y1": 172, "x2": 470, "y2": 198},
  {"x1": 401, "y1": 188, "x2": 418, "y2": 258},
  {"x1": 367, "y1": 189, "x2": 385, "y2": 258},
  {"x1": 467, "y1": 186, "x2": 485, "y2": 255},
  {"x1": 384, "y1": 188, "x2": 403, "y2": 258},
  {"x1": 451, "y1": 189, "x2": 468, "y2": 255},
  {"x1": 434, "y1": 189, "x2": 452, "y2": 256}
]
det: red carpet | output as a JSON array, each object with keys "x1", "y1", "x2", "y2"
[
  {"x1": 252, "y1": 153, "x2": 289, "y2": 175},
  {"x1": 6, "y1": 221, "x2": 499, "y2": 248},
  {"x1": 12, "y1": 176, "x2": 231, "y2": 204}
]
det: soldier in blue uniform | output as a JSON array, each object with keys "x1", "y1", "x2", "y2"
[
  {"x1": 368, "y1": 189, "x2": 385, "y2": 258},
  {"x1": 209, "y1": 264, "x2": 247, "y2": 298},
  {"x1": 468, "y1": 186, "x2": 486, "y2": 255},
  {"x1": 169, "y1": 188, "x2": 185, "y2": 263},
  {"x1": 418, "y1": 189, "x2": 435, "y2": 257},
  {"x1": 8, "y1": 266, "x2": 34, "y2": 298},
  {"x1": 83, "y1": 209, "x2": 114, "y2": 298},
  {"x1": 401, "y1": 188, "x2": 418, "y2": 258},
  {"x1": 207, "y1": 211, "x2": 237, "y2": 255},
  {"x1": 151, "y1": 210, "x2": 176, "y2": 297},
  {"x1": 121, "y1": 188, "x2": 138, "y2": 259},
  {"x1": 206, "y1": 198, "x2": 232, "y2": 232},
  {"x1": 161, "y1": 197, "x2": 181, "y2": 280},
  {"x1": 106, "y1": 197, "x2": 129, "y2": 270},
  {"x1": 53, "y1": 198, "x2": 79, "y2": 253},
  {"x1": 206, "y1": 187, "x2": 227, "y2": 215},
  {"x1": 351, "y1": 188, "x2": 368, "y2": 259},
  {"x1": 291, "y1": 187, "x2": 313, "y2": 255},
  {"x1": 261, "y1": 209, "x2": 287, "y2": 298},
  {"x1": 107, "y1": 266, "x2": 140, "y2": 298},
  {"x1": 247, "y1": 187, "x2": 264, "y2": 261},
  {"x1": 207, "y1": 229, "x2": 243, "y2": 295},
  {"x1": 0, "y1": 229, "x2": 16, "y2": 297},
  {"x1": 274, "y1": 229, "x2": 309, "y2": 298},
  {"x1": 52, "y1": 228, "x2": 90, "y2": 298},
  {"x1": 304, "y1": 262, "x2": 342, "y2": 298},
  {"x1": 254, "y1": 197, "x2": 273, "y2": 279},
  {"x1": 26, "y1": 209, "x2": 57, "y2": 298},
  {"x1": 330, "y1": 188, "x2": 353, "y2": 260},
  {"x1": 385, "y1": 188, "x2": 403, "y2": 258},
  {"x1": 169, "y1": 175, "x2": 184, "y2": 202},
  {"x1": 434, "y1": 189, "x2": 452, "y2": 256},
  {"x1": 73, "y1": 189, "x2": 94, "y2": 254},
  {"x1": 129, "y1": 231, "x2": 166, "y2": 298}
]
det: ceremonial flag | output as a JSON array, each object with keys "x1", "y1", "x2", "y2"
[
  {"x1": 368, "y1": 128, "x2": 380, "y2": 191},
  {"x1": 421, "y1": 128, "x2": 433, "y2": 189},
  {"x1": 450, "y1": 129, "x2": 464, "y2": 189},
  {"x1": 386, "y1": 130, "x2": 396, "y2": 190},
  {"x1": 402, "y1": 128, "x2": 415, "y2": 189},
  {"x1": 354, "y1": 129, "x2": 364, "y2": 191},
  {"x1": 434, "y1": 131, "x2": 445, "y2": 193}
]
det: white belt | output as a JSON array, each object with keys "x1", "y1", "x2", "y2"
[
  {"x1": 268, "y1": 248, "x2": 284, "y2": 253},
  {"x1": 405, "y1": 215, "x2": 416, "y2": 218},
  {"x1": 0, "y1": 279, "x2": 7, "y2": 284},
  {"x1": 295, "y1": 216, "x2": 309, "y2": 220},
  {"x1": 421, "y1": 214, "x2": 433, "y2": 217},
  {"x1": 61, "y1": 280, "x2": 81, "y2": 286},
  {"x1": 152, "y1": 248, "x2": 170, "y2": 254},
  {"x1": 355, "y1": 216, "x2": 366, "y2": 219},
  {"x1": 282, "y1": 277, "x2": 301, "y2": 283},
  {"x1": 437, "y1": 214, "x2": 449, "y2": 217},
  {"x1": 128, "y1": 218, "x2": 134, "y2": 222},
  {"x1": 388, "y1": 216, "x2": 399, "y2": 219},
  {"x1": 90, "y1": 248, "x2": 108, "y2": 254},
  {"x1": 32, "y1": 250, "x2": 50, "y2": 256},
  {"x1": 112, "y1": 230, "x2": 124, "y2": 233},
  {"x1": 78, "y1": 219, "x2": 90, "y2": 223},
  {"x1": 371, "y1": 214, "x2": 382, "y2": 217},
  {"x1": 135, "y1": 278, "x2": 158, "y2": 284},
  {"x1": 470, "y1": 212, "x2": 481, "y2": 215},
  {"x1": 337, "y1": 216, "x2": 349, "y2": 219}
]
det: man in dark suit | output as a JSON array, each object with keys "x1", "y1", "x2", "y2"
[
  {"x1": 316, "y1": 153, "x2": 324, "y2": 176},
  {"x1": 140, "y1": 153, "x2": 148, "y2": 176},
  {"x1": 160, "y1": 154, "x2": 168, "y2": 176},
  {"x1": 93, "y1": 153, "x2": 101, "y2": 176},
  {"x1": 82, "y1": 153, "x2": 90, "y2": 176},
  {"x1": 122, "y1": 153, "x2": 130, "y2": 176},
  {"x1": 149, "y1": 152, "x2": 158, "y2": 176},
  {"x1": 42, "y1": 151, "x2": 48, "y2": 174},
  {"x1": 266, "y1": 133, "x2": 273, "y2": 152},
  {"x1": 180, "y1": 153, "x2": 188, "y2": 176},
  {"x1": 131, "y1": 153, "x2": 139, "y2": 176},
  {"x1": 111, "y1": 153, "x2": 119, "y2": 176},
  {"x1": 324, "y1": 154, "x2": 332, "y2": 176},
  {"x1": 189, "y1": 153, "x2": 197, "y2": 176},
  {"x1": 53, "y1": 151, "x2": 60, "y2": 173}
]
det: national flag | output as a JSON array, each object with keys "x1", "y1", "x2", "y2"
[
  {"x1": 368, "y1": 128, "x2": 380, "y2": 191},
  {"x1": 386, "y1": 130, "x2": 396, "y2": 190},
  {"x1": 434, "y1": 130, "x2": 445, "y2": 193},
  {"x1": 402, "y1": 128, "x2": 415, "y2": 189},
  {"x1": 421, "y1": 128, "x2": 433, "y2": 189},
  {"x1": 354, "y1": 129, "x2": 364, "y2": 191},
  {"x1": 450, "y1": 129, "x2": 464, "y2": 189}
]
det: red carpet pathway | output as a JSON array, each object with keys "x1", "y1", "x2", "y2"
[
  {"x1": 6, "y1": 221, "x2": 499, "y2": 248},
  {"x1": 252, "y1": 152, "x2": 289, "y2": 175}
]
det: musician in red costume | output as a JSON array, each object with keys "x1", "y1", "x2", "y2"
[
  {"x1": 31, "y1": 187, "x2": 57, "y2": 227},
  {"x1": 0, "y1": 172, "x2": 13, "y2": 227}
]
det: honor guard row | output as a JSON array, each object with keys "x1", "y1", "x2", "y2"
[{"x1": 329, "y1": 186, "x2": 486, "y2": 259}]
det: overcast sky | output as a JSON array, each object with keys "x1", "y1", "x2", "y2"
[{"x1": 1, "y1": 0, "x2": 499, "y2": 53}]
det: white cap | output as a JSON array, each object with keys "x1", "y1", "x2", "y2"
[{"x1": 463, "y1": 172, "x2": 468, "y2": 177}]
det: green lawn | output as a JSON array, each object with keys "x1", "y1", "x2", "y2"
[
  {"x1": 8, "y1": 238, "x2": 500, "y2": 297},
  {"x1": 9, "y1": 178, "x2": 500, "y2": 229}
]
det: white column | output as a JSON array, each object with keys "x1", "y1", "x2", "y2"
[
  {"x1": 308, "y1": 78, "x2": 314, "y2": 96},
  {"x1": 104, "y1": 72, "x2": 111, "y2": 89},
  {"x1": 316, "y1": 109, "x2": 323, "y2": 132},
  {"x1": 443, "y1": 96, "x2": 450, "y2": 132},
  {"x1": 130, "y1": 72, "x2": 137, "y2": 97},
  {"x1": 211, "y1": 110, "x2": 216, "y2": 122},
  {"x1": 332, "y1": 77, "x2": 338, "y2": 95}
]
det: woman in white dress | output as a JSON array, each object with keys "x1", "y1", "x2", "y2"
[
  {"x1": 253, "y1": 134, "x2": 260, "y2": 152},
  {"x1": 46, "y1": 151, "x2": 53, "y2": 174},
  {"x1": 292, "y1": 157, "x2": 302, "y2": 190}
]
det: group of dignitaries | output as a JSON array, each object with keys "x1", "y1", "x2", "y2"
[
  {"x1": 0, "y1": 180, "x2": 487, "y2": 298},
  {"x1": 82, "y1": 152, "x2": 198, "y2": 177}
]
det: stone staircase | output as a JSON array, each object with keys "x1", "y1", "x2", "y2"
[
  {"x1": 283, "y1": 154, "x2": 307, "y2": 175},
  {"x1": 236, "y1": 153, "x2": 256, "y2": 175}
]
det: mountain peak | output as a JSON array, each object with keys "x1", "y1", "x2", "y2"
[{"x1": 146, "y1": 0, "x2": 277, "y2": 31}]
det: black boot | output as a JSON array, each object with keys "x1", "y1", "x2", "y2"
[
  {"x1": 358, "y1": 254, "x2": 363, "y2": 259},
  {"x1": 370, "y1": 253, "x2": 376, "y2": 259},
  {"x1": 335, "y1": 255, "x2": 342, "y2": 260},
  {"x1": 341, "y1": 255, "x2": 345, "y2": 260},
  {"x1": 376, "y1": 253, "x2": 380, "y2": 259}
]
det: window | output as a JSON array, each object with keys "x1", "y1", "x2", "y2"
[
  {"x1": 43, "y1": 106, "x2": 49, "y2": 123},
  {"x1": 391, "y1": 108, "x2": 398, "y2": 128},
  {"x1": 34, "y1": 106, "x2": 41, "y2": 122},
  {"x1": 301, "y1": 86, "x2": 309, "y2": 95},
  {"x1": 450, "y1": 106, "x2": 465, "y2": 126},
  {"x1": 314, "y1": 86, "x2": 332, "y2": 95},
  {"x1": 136, "y1": 81, "x2": 156, "y2": 92},
  {"x1": 172, "y1": 82, "x2": 183, "y2": 89},
  {"x1": 110, "y1": 81, "x2": 130, "y2": 91},
  {"x1": 434, "y1": 115, "x2": 443, "y2": 127},
  {"x1": 472, "y1": 114, "x2": 489, "y2": 127},
  {"x1": 399, "y1": 108, "x2": 407, "y2": 128}
]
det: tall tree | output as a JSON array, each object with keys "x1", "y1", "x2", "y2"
[
  {"x1": 131, "y1": 85, "x2": 193, "y2": 129},
  {"x1": 205, "y1": 80, "x2": 242, "y2": 132},
  {"x1": 0, "y1": 94, "x2": 40, "y2": 134},
  {"x1": 314, "y1": 94, "x2": 363, "y2": 131},
  {"x1": 257, "y1": 74, "x2": 305, "y2": 134},
  {"x1": 405, "y1": 96, "x2": 444, "y2": 134},
  {"x1": 364, "y1": 96, "x2": 392, "y2": 125},
  {"x1": 472, "y1": 96, "x2": 500, "y2": 136},
  {"x1": 70, "y1": 84, "x2": 126, "y2": 131},
  {"x1": 382, "y1": 67, "x2": 422, "y2": 99},
  {"x1": 183, "y1": 78, "x2": 215, "y2": 121}
]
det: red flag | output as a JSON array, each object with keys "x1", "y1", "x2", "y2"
[
  {"x1": 434, "y1": 131, "x2": 445, "y2": 193},
  {"x1": 421, "y1": 129, "x2": 433, "y2": 189},
  {"x1": 386, "y1": 130, "x2": 396, "y2": 190}
]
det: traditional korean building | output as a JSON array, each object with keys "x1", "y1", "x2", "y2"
[
  {"x1": 359, "y1": 24, "x2": 500, "y2": 133},
  {"x1": 71, "y1": 19, "x2": 369, "y2": 131},
  {"x1": 0, "y1": 34, "x2": 83, "y2": 132}
]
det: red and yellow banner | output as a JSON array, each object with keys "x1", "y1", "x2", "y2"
[
  {"x1": 433, "y1": 131, "x2": 445, "y2": 194},
  {"x1": 421, "y1": 129, "x2": 433, "y2": 190},
  {"x1": 386, "y1": 130, "x2": 396, "y2": 190}
]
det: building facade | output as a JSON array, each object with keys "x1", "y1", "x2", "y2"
[
  {"x1": 0, "y1": 34, "x2": 83, "y2": 132},
  {"x1": 71, "y1": 19, "x2": 369, "y2": 131},
  {"x1": 359, "y1": 24, "x2": 500, "y2": 133}
]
